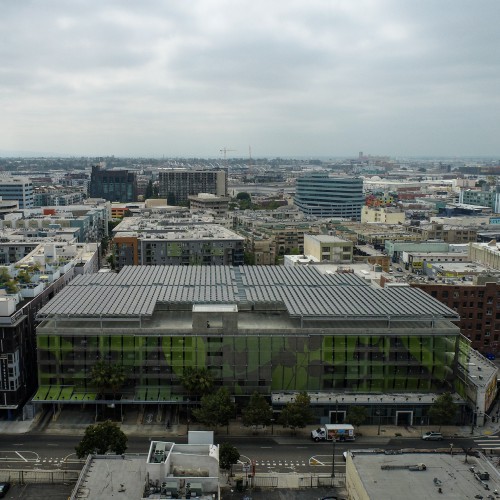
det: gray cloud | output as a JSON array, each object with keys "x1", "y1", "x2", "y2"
[{"x1": 0, "y1": 0, "x2": 499, "y2": 157}]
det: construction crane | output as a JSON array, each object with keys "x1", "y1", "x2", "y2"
[{"x1": 220, "y1": 147, "x2": 236, "y2": 162}]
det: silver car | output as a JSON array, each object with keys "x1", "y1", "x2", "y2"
[{"x1": 422, "y1": 431, "x2": 443, "y2": 441}]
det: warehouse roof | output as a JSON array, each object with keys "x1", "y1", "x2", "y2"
[{"x1": 37, "y1": 265, "x2": 459, "y2": 320}]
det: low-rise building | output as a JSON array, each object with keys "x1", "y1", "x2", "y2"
[
  {"x1": 70, "y1": 438, "x2": 220, "y2": 500},
  {"x1": 303, "y1": 234, "x2": 353, "y2": 263},
  {"x1": 361, "y1": 206, "x2": 405, "y2": 224},
  {"x1": 346, "y1": 450, "x2": 500, "y2": 500},
  {"x1": 407, "y1": 222, "x2": 477, "y2": 244},
  {"x1": 188, "y1": 193, "x2": 230, "y2": 217}
]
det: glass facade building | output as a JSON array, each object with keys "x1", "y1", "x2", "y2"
[
  {"x1": 294, "y1": 173, "x2": 364, "y2": 219},
  {"x1": 33, "y1": 265, "x2": 479, "y2": 427}
]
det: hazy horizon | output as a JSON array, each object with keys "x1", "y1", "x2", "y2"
[{"x1": 1, "y1": 1, "x2": 499, "y2": 158}]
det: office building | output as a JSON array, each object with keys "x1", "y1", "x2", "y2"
[
  {"x1": 294, "y1": 173, "x2": 364, "y2": 219},
  {"x1": 0, "y1": 176, "x2": 34, "y2": 209},
  {"x1": 460, "y1": 185, "x2": 500, "y2": 212},
  {"x1": 158, "y1": 169, "x2": 227, "y2": 205},
  {"x1": 89, "y1": 165, "x2": 137, "y2": 202},
  {"x1": 33, "y1": 265, "x2": 493, "y2": 426}
]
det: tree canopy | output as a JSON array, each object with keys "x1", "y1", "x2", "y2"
[
  {"x1": 346, "y1": 406, "x2": 367, "y2": 428},
  {"x1": 192, "y1": 387, "x2": 235, "y2": 430},
  {"x1": 278, "y1": 392, "x2": 313, "y2": 433},
  {"x1": 90, "y1": 361, "x2": 126, "y2": 397},
  {"x1": 219, "y1": 443, "x2": 240, "y2": 471},
  {"x1": 75, "y1": 420, "x2": 128, "y2": 458},
  {"x1": 236, "y1": 192, "x2": 251, "y2": 201},
  {"x1": 180, "y1": 367, "x2": 214, "y2": 399},
  {"x1": 428, "y1": 392, "x2": 456, "y2": 430},
  {"x1": 242, "y1": 392, "x2": 273, "y2": 430}
]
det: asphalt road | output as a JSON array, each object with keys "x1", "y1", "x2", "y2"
[{"x1": 0, "y1": 433, "x2": 479, "y2": 474}]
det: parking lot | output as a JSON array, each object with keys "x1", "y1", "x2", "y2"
[{"x1": 1, "y1": 483, "x2": 74, "y2": 499}]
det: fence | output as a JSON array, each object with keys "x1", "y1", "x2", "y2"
[
  {"x1": 0, "y1": 468, "x2": 80, "y2": 484},
  {"x1": 246, "y1": 472, "x2": 346, "y2": 490}
]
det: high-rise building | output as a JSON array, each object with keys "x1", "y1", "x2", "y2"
[
  {"x1": 0, "y1": 176, "x2": 34, "y2": 209},
  {"x1": 294, "y1": 173, "x2": 364, "y2": 219},
  {"x1": 158, "y1": 169, "x2": 227, "y2": 205},
  {"x1": 89, "y1": 165, "x2": 137, "y2": 202}
]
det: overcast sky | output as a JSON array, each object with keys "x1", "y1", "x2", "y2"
[{"x1": 1, "y1": 1, "x2": 499, "y2": 158}]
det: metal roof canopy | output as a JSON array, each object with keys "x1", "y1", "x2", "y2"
[{"x1": 37, "y1": 265, "x2": 459, "y2": 321}]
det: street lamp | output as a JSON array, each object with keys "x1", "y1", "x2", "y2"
[
  {"x1": 470, "y1": 406, "x2": 478, "y2": 435},
  {"x1": 187, "y1": 398, "x2": 190, "y2": 434},
  {"x1": 270, "y1": 418, "x2": 275, "y2": 435},
  {"x1": 376, "y1": 409, "x2": 381, "y2": 436},
  {"x1": 331, "y1": 438, "x2": 336, "y2": 478}
]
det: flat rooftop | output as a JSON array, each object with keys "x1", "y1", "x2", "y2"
[{"x1": 350, "y1": 452, "x2": 500, "y2": 499}]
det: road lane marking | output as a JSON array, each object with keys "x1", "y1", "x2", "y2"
[{"x1": 15, "y1": 452, "x2": 27, "y2": 462}]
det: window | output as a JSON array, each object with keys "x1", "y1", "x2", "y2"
[{"x1": 442, "y1": 291, "x2": 449, "y2": 298}]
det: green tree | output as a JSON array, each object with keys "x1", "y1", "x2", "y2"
[
  {"x1": 236, "y1": 192, "x2": 251, "y2": 201},
  {"x1": 242, "y1": 392, "x2": 273, "y2": 432},
  {"x1": 243, "y1": 251, "x2": 255, "y2": 265},
  {"x1": 75, "y1": 420, "x2": 127, "y2": 458},
  {"x1": 219, "y1": 442, "x2": 240, "y2": 472},
  {"x1": 167, "y1": 192, "x2": 176, "y2": 205},
  {"x1": 278, "y1": 392, "x2": 313, "y2": 434},
  {"x1": 346, "y1": 406, "x2": 367, "y2": 428},
  {"x1": 428, "y1": 392, "x2": 456, "y2": 430},
  {"x1": 145, "y1": 180, "x2": 153, "y2": 199},
  {"x1": 106, "y1": 253, "x2": 116, "y2": 270},
  {"x1": 180, "y1": 367, "x2": 214, "y2": 399},
  {"x1": 91, "y1": 361, "x2": 126, "y2": 397},
  {"x1": 192, "y1": 388, "x2": 235, "y2": 431}
]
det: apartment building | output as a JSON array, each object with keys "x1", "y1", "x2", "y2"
[
  {"x1": 158, "y1": 169, "x2": 227, "y2": 205},
  {"x1": 0, "y1": 176, "x2": 34, "y2": 209}
]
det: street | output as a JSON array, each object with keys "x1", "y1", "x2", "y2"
[{"x1": 0, "y1": 432, "x2": 481, "y2": 474}]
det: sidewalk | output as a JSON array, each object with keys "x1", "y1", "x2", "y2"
[{"x1": 2, "y1": 415, "x2": 500, "y2": 441}]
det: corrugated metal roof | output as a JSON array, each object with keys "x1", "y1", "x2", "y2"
[{"x1": 38, "y1": 265, "x2": 459, "y2": 320}]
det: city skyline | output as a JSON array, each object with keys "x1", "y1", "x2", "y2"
[{"x1": 1, "y1": 1, "x2": 499, "y2": 158}]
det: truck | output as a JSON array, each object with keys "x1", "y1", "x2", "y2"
[{"x1": 311, "y1": 424, "x2": 355, "y2": 442}]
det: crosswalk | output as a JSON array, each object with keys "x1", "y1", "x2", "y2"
[
  {"x1": 252, "y1": 459, "x2": 307, "y2": 468},
  {"x1": 475, "y1": 437, "x2": 500, "y2": 450}
]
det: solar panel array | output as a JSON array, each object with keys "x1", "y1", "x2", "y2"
[{"x1": 38, "y1": 265, "x2": 459, "y2": 320}]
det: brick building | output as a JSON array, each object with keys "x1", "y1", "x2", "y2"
[{"x1": 412, "y1": 277, "x2": 500, "y2": 356}]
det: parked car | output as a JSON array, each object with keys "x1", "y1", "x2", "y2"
[
  {"x1": 422, "y1": 431, "x2": 443, "y2": 441},
  {"x1": 0, "y1": 482, "x2": 10, "y2": 498}
]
